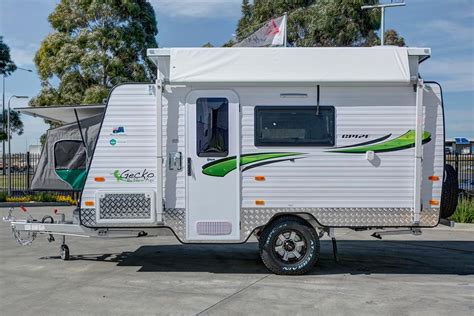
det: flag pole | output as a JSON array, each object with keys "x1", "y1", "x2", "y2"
[{"x1": 283, "y1": 12, "x2": 288, "y2": 47}]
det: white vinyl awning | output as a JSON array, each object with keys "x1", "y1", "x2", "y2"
[
  {"x1": 16, "y1": 104, "x2": 105, "y2": 124},
  {"x1": 148, "y1": 47, "x2": 430, "y2": 85}
]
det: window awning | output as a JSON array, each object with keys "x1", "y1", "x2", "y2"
[{"x1": 16, "y1": 104, "x2": 105, "y2": 124}]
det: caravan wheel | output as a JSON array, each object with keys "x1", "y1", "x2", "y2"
[
  {"x1": 259, "y1": 217, "x2": 320, "y2": 275},
  {"x1": 60, "y1": 244, "x2": 70, "y2": 261},
  {"x1": 440, "y1": 164, "x2": 458, "y2": 218}
]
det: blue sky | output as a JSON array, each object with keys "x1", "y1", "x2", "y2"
[{"x1": 0, "y1": 0, "x2": 473, "y2": 152}]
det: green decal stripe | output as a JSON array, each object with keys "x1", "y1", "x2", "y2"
[
  {"x1": 331, "y1": 130, "x2": 431, "y2": 153},
  {"x1": 55, "y1": 169, "x2": 87, "y2": 190},
  {"x1": 202, "y1": 152, "x2": 304, "y2": 177}
]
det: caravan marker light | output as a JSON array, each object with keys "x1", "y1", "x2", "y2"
[
  {"x1": 255, "y1": 176, "x2": 266, "y2": 181},
  {"x1": 429, "y1": 199, "x2": 439, "y2": 206},
  {"x1": 94, "y1": 177, "x2": 105, "y2": 182},
  {"x1": 428, "y1": 176, "x2": 439, "y2": 181},
  {"x1": 255, "y1": 200, "x2": 265, "y2": 205},
  {"x1": 84, "y1": 201, "x2": 94, "y2": 206}
]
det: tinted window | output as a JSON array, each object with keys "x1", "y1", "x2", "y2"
[
  {"x1": 196, "y1": 98, "x2": 229, "y2": 157},
  {"x1": 54, "y1": 140, "x2": 86, "y2": 169},
  {"x1": 255, "y1": 106, "x2": 335, "y2": 146}
]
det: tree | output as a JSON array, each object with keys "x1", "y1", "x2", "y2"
[
  {"x1": 383, "y1": 29, "x2": 405, "y2": 46},
  {"x1": 234, "y1": 0, "x2": 404, "y2": 47},
  {"x1": 0, "y1": 36, "x2": 17, "y2": 76},
  {"x1": 31, "y1": 0, "x2": 158, "y2": 108},
  {"x1": 0, "y1": 110, "x2": 24, "y2": 141},
  {"x1": 222, "y1": 39, "x2": 236, "y2": 47},
  {"x1": 364, "y1": 28, "x2": 405, "y2": 47},
  {"x1": 0, "y1": 37, "x2": 23, "y2": 141},
  {"x1": 236, "y1": 0, "x2": 253, "y2": 37}
]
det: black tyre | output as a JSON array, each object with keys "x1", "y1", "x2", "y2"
[
  {"x1": 60, "y1": 244, "x2": 70, "y2": 261},
  {"x1": 440, "y1": 164, "x2": 458, "y2": 218},
  {"x1": 259, "y1": 216, "x2": 320, "y2": 275}
]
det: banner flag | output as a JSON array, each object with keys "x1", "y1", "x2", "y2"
[{"x1": 234, "y1": 15, "x2": 287, "y2": 47}]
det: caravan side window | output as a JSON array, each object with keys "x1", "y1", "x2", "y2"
[
  {"x1": 254, "y1": 106, "x2": 335, "y2": 147},
  {"x1": 54, "y1": 140, "x2": 87, "y2": 170},
  {"x1": 196, "y1": 98, "x2": 229, "y2": 157}
]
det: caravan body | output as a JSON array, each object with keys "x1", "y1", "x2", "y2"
[
  {"x1": 78, "y1": 47, "x2": 444, "y2": 242},
  {"x1": 8, "y1": 47, "x2": 448, "y2": 274}
]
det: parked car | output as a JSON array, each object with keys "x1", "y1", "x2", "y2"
[{"x1": 459, "y1": 179, "x2": 474, "y2": 196}]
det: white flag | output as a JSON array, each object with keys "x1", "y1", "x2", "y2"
[{"x1": 234, "y1": 15, "x2": 287, "y2": 47}]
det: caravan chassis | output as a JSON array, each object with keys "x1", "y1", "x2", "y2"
[{"x1": 3, "y1": 205, "x2": 426, "y2": 265}]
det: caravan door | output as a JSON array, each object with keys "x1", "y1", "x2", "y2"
[{"x1": 186, "y1": 90, "x2": 240, "y2": 241}]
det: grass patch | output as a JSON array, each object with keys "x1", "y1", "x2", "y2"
[
  {"x1": 0, "y1": 192, "x2": 77, "y2": 205},
  {"x1": 450, "y1": 197, "x2": 474, "y2": 223}
]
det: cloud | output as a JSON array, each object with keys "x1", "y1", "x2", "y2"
[
  {"x1": 416, "y1": 18, "x2": 474, "y2": 93},
  {"x1": 444, "y1": 109, "x2": 474, "y2": 138},
  {"x1": 426, "y1": 20, "x2": 474, "y2": 43},
  {"x1": 422, "y1": 58, "x2": 474, "y2": 92},
  {"x1": 9, "y1": 42, "x2": 37, "y2": 67},
  {"x1": 151, "y1": 0, "x2": 241, "y2": 18}
]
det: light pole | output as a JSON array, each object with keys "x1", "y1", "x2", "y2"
[
  {"x1": 7, "y1": 95, "x2": 28, "y2": 196},
  {"x1": 2, "y1": 67, "x2": 33, "y2": 175},
  {"x1": 361, "y1": 1, "x2": 405, "y2": 46}
]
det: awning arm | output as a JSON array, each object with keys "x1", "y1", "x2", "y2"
[{"x1": 74, "y1": 109, "x2": 88, "y2": 158}]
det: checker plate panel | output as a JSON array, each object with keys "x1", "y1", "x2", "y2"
[
  {"x1": 98, "y1": 193, "x2": 151, "y2": 220},
  {"x1": 240, "y1": 207, "x2": 439, "y2": 239}
]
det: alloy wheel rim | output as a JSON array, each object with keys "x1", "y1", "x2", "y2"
[{"x1": 273, "y1": 230, "x2": 307, "y2": 263}]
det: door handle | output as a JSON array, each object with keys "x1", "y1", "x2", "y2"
[{"x1": 187, "y1": 157, "x2": 192, "y2": 176}]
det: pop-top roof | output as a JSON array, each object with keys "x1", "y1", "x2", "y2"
[{"x1": 147, "y1": 47, "x2": 430, "y2": 85}]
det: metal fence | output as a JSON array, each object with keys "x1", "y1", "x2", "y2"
[
  {"x1": 0, "y1": 152, "x2": 40, "y2": 194},
  {"x1": 446, "y1": 154, "x2": 474, "y2": 193},
  {"x1": 0, "y1": 152, "x2": 79, "y2": 200}
]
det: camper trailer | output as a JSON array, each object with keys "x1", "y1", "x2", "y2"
[{"x1": 4, "y1": 47, "x2": 458, "y2": 275}]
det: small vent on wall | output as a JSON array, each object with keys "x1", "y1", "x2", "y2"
[{"x1": 196, "y1": 221, "x2": 232, "y2": 235}]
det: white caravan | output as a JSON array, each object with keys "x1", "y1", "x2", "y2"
[{"x1": 5, "y1": 47, "x2": 457, "y2": 275}]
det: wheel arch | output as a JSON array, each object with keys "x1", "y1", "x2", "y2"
[{"x1": 252, "y1": 212, "x2": 323, "y2": 238}]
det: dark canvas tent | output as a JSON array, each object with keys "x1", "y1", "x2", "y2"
[{"x1": 31, "y1": 114, "x2": 102, "y2": 191}]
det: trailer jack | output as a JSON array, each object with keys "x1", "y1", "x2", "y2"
[
  {"x1": 326, "y1": 228, "x2": 338, "y2": 262},
  {"x1": 371, "y1": 228, "x2": 422, "y2": 240},
  {"x1": 60, "y1": 236, "x2": 70, "y2": 260}
]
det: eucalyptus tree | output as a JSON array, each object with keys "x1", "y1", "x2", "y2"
[
  {"x1": 0, "y1": 37, "x2": 23, "y2": 141},
  {"x1": 31, "y1": 0, "x2": 158, "y2": 107}
]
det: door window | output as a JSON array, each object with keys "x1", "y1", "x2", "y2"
[{"x1": 196, "y1": 98, "x2": 229, "y2": 157}]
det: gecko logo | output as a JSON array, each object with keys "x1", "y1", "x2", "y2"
[{"x1": 112, "y1": 169, "x2": 155, "y2": 183}]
